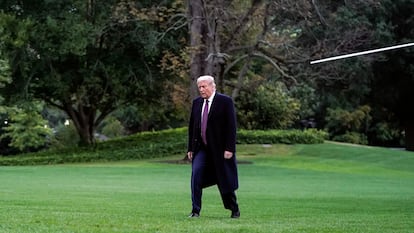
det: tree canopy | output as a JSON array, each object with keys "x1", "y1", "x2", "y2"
[
  {"x1": 186, "y1": 0, "x2": 414, "y2": 149},
  {"x1": 0, "y1": 0, "x2": 186, "y2": 146},
  {"x1": 1, "y1": 0, "x2": 413, "y2": 151}
]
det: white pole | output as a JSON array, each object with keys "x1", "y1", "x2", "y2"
[{"x1": 310, "y1": 42, "x2": 414, "y2": 65}]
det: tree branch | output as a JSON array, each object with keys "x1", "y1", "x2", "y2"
[
  {"x1": 222, "y1": 0, "x2": 265, "y2": 51},
  {"x1": 157, "y1": 13, "x2": 187, "y2": 42},
  {"x1": 311, "y1": 0, "x2": 328, "y2": 27}
]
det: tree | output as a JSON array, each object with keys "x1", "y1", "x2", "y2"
[
  {"x1": 0, "y1": 103, "x2": 52, "y2": 152},
  {"x1": 369, "y1": 0, "x2": 414, "y2": 149},
  {"x1": 187, "y1": 0, "x2": 277, "y2": 99},
  {"x1": 0, "y1": 21, "x2": 51, "y2": 153},
  {"x1": 285, "y1": 0, "x2": 414, "y2": 150},
  {"x1": 0, "y1": 0, "x2": 184, "y2": 146},
  {"x1": 184, "y1": 0, "x2": 414, "y2": 150}
]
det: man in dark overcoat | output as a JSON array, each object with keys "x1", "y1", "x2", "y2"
[{"x1": 187, "y1": 75, "x2": 240, "y2": 218}]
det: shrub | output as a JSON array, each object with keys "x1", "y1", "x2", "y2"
[
  {"x1": 332, "y1": 132, "x2": 368, "y2": 145},
  {"x1": 100, "y1": 116, "x2": 125, "y2": 138},
  {"x1": 237, "y1": 83, "x2": 301, "y2": 130},
  {"x1": 49, "y1": 122, "x2": 80, "y2": 149},
  {"x1": 0, "y1": 105, "x2": 52, "y2": 152},
  {"x1": 0, "y1": 128, "x2": 188, "y2": 166},
  {"x1": 237, "y1": 128, "x2": 328, "y2": 144},
  {"x1": 0, "y1": 128, "x2": 327, "y2": 166},
  {"x1": 325, "y1": 105, "x2": 371, "y2": 137}
]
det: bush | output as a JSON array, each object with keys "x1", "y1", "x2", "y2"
[
  {"x1": 49, "y1": 122, "x2": 80, "y2": 149},
  {"x1": 332, "y1": 132, "x2": 368, "y2": 145},
  {"x1": 237, "y1": 83, "x2": 301, "y2": 130},
  {"x1": 99, "y1": 116, "x2": 125, "y2": 138},
  {"x1": 325, "y1": 105, "x2": 371, "y2": 141},
  {"x1": 237, "y1": 128, "x2": 328, "y2": 144},
  {"x1": 0, "y1": 128, "x2": 327, "y2": 166},
  {"x1": 0, "y1": 128, "x2": 188, "y2": 166},
  {"x1": 0, "y1": 105, "x2": 52, "y2": 153}
]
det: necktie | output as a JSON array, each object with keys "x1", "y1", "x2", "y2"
[{"x1": 201, "y1": 99, "x2": 209, "y2": 145}]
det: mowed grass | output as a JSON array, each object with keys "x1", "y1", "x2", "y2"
[{"x1": 1, "y1": 142, "x2": 414, "y2": 233}]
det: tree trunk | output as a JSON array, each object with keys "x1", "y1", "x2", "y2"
[
  {"x1": 63, "y1": 103, "x2": 97, "y2": 146},
  {"x1": 187, "y1": 0, "x2": 226, "y2": 95},
  {"x1": 405, "y1": 121, "x2": 414, "y2": 151},
  {"x1": 188, "y1": 0, "x2": 209, "y2": 100}
]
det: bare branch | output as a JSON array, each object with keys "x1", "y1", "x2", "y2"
[
  {"x1": 224, "y1": 52, "x2": 297, "y2": 85},
  {"x1": 222, "y1": 0, "x2": 265, "y2": 51},
  {"x1": 231, "y1": 56, "x2": 252, "y2": 100},
  {"x1": 157, "y1": 13, "x2": 187, "y2": 42},
  {"x1": 311, "y1": 0, "x2": 328, "y2": 27},
  {"x1": 251, "y1": 52, "x2": 297, "y2": 85}
]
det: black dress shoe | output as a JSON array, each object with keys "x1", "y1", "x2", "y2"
[
  {"x1": 188, "y1": 212, "x2": 200, "y2": 218},
  {"x1": 231, "y1": 210, "x2": 240, "y2": 218}
]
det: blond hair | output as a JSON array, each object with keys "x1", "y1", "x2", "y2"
[{"x1": 197, "y1": 75, "x2": 216, "y2": 88}]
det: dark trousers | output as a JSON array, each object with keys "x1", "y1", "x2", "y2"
[{"x1": 191, "y1": 148, "x2": 239, "y2": 214}]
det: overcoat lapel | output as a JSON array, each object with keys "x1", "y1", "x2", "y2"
[
  {"x1": 197, "y1": 98, "x2": 203, "y2": 127},
  {"x1": 207, "y1": 95, "x2": 216, "y2": 121}
]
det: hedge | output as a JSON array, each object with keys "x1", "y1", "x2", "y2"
[
  {"x1": 237, "y1": 128, "x2": 328, "y2": 144},
  {"x1": 0, "y1": 127, "x2": 327, "y2": 166}
]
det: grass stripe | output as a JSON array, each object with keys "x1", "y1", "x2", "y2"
[{"x1": 1, "y1": 143, "x2": 413, "y2": 232}]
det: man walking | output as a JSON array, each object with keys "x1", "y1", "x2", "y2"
[{"x1": 187, "y1": 75, "x2": 240, "y2": 218}]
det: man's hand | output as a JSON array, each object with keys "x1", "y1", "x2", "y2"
[
  {"x1": 187, "y1": 151, "x2": 194, "y2": 161},
  {"x1": 224, "y1": 151, "x2": 233, "y2": 159}
]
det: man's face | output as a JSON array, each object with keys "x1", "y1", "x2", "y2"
[{"x1": 198, "y1": 80, "x2": 214, "y2": 99}]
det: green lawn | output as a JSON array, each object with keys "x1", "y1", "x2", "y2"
[{"x1": 1, "y1": 142, "x2": 414, "y2": 233}]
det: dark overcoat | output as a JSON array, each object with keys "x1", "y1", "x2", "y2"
[{"x1": 187, "y1": 93, "x2": 239, "y2": 193}]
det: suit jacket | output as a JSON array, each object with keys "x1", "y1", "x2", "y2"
[{"x1": 188, "y1": 92, "x2": 238, "y2": 193}]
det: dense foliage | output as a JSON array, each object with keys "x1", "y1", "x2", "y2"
[
  {"x1": 0, "y1": 0, "x2": 187, "y2": 147},
  {"x1": 185, "y1": 0, "x2": 414, "y2": 149},
  {"x1": 294, "y1": 0, "x2": 414, "y2": 148}
]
